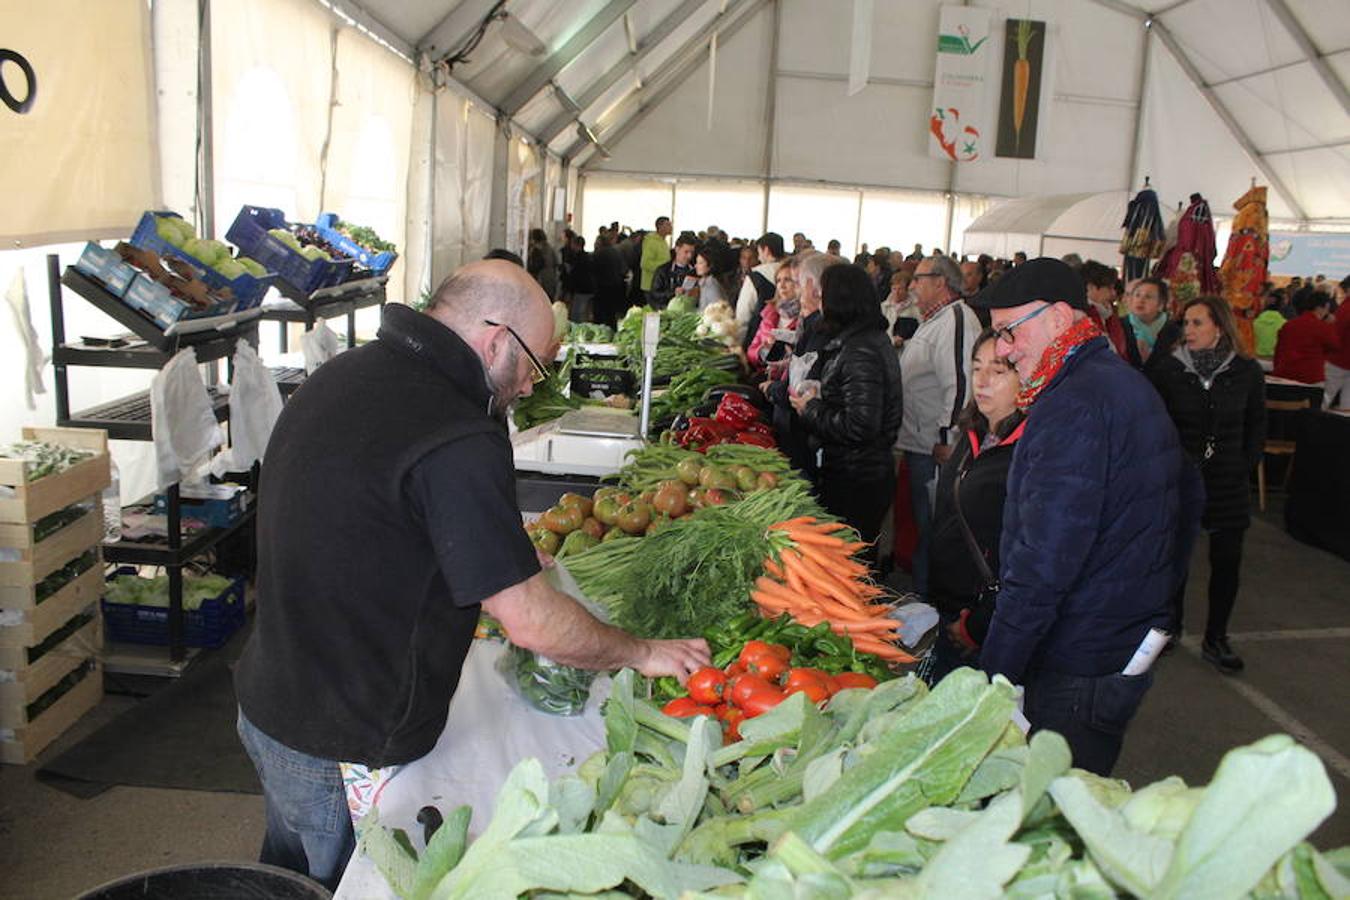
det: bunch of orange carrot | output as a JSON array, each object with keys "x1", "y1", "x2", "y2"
[{"x1": 750, "y1": 516, "x2": 915, "y2": 664}]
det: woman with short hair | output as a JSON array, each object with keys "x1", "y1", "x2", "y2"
[{"x1": 1148, "y1": 296, "x2": 1266, "y2": 672}]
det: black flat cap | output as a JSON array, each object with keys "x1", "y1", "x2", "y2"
[{"x1": 968, "y1": 257, "x2": 1088, "y2": 311}]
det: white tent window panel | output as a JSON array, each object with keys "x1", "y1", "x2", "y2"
[
  {"x1": 323, "y1": 27, "x2": 415, "y2": 307},
  {"x1": 211, "y1": 0, "x2": 334, "y2": 230},
  {"x1": 858, "y1": 191, "x2": 949, "y2": 259},
  {"x1": 768, "y1": 186, "x2": 861, "y2": 256},
  {"x1": 577, "y1": 175, "x2": 674, "y2": 242},
  {"x1": 154, "y1": 0, "x2": 202, "y2": 221},
  {"x1": 0, "y1": 0, "x2": 159, "y2": 246},
  {"x1": 951, "y1": 195, "x2": 995, "y2": 257},
  {"x1": 673, "y1": 182, "x2": 766, "y2": 244}
]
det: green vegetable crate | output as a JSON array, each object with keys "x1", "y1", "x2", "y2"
[{"x1": 0, "y1": 427, "x2": 109, "y2": 764}]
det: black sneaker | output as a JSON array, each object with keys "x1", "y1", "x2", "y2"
[{"x1": 1202, "y1": 636, "x2": 1244, "y2": 673}]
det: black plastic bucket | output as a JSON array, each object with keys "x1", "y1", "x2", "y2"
[{"x1": 75, "y1": 862, "x2": 331, "y2": 900}]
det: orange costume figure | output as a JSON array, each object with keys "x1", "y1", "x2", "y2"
[{"x1": 1218, "y1": 185, "x2": 1268, "y2": 355}]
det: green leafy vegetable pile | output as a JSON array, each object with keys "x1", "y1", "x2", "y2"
[
  {"x1": 104, "y1": 572, "x2": 235, "y2": 611},
  {"x1": 363, "y1": 667, "x2": 1348, "y2": 899},
  {"x1": 567, "y1": 322, "x2": 615, "y2": 342},
  {"x1": 615, "y1": 306, "x2": 738, "y2": 380},
  {"x1": 1, "y1": 441, "x2": 94, "y2": 481},
  {"x1": 512, "y1": 349, "x2": 582, "y2": 431},
  {"x1": 337, "y1": 222, "x2": 397, "y2": 254}
]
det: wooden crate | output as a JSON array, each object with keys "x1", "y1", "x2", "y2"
[
  {"x1": 0, "y1": 562, "x2": 104, "y2": 649},
  {"x1": 0, "y1": 616, "x2": 101, "y2": 725},
  {"x1": 0, "y1": 499, "x2": 103, "y2": 587},
  {"x1": 0, "y1": 427, "x2": 110, "y2": 525},
  {"x1": 0, "y1": 660, "x2": 102, "y2": 764}
]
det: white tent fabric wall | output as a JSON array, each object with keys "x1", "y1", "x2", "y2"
[
  {"x1": 429, "y1": 94, "x2": 497, "y2": 284},
  {"x1": 322, "y1": 28, "x2": 417, "y2": 307}
]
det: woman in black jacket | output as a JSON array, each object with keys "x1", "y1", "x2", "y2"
[
  {"x1": 1148, "y1": 295, "x2": 1266, "y2": 673},
  {"x1": 927, "y1": 329, "x2": 1025, "y2": 681},
  {"x1": 790, "y1": 264, "x2": 903, "y2": 557}
]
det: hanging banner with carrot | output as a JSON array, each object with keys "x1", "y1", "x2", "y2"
[
  {"x1": 928, "y1": 5, "x2": 996, "y2": 163},
  {"x1": 995, "y1": 17, "x2": 1046, "y2": 160}
]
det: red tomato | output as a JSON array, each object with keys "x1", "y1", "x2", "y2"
[
  {"x1": 744, "y1": 652, "x2": 789, "y2": 682},
  {"x1": 783, "y1": 668, "x2": 835, "y2": 704},
  {"x1": 737, "y1": 641, "x2": 791, "y2": 668},
  {"x1": 833, "y1": 672, "x2": 879, "y2": 691},
  {"x1": 723, "y1": 707, "x2": 746, "y2": 741},
  {"x1": 724, "y1": 661, "x2": 747, "y2": 678},
  {"x1": 728, "y1": 673, "x2": 777, "y2": 709},
  {"x1": 662, "y1": 697, "x2": 701, "y2": 717},
  {"x1": 687, "y1": 667, "x2": 728, "y2": 705},
  {"x1": 739, "y1": 683, "x2": 786, "y2": 717}
]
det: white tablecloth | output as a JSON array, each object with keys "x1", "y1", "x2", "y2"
[{"x1": 334, "y1": 640, "x2": 608, "y2": 899}]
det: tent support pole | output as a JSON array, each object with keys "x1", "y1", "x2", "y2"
[
  {"x1": 427, "y1": 89, "x2": 438, "y2": 296},
  {"x1": 761, "y1": 0, "x2": 780, "y2": 234},
  {"x1": 489, "y1": 117, "x2": 511, "y2": 251},
  {"x1": 1263, "y1": 0, "x2": 1350, "y2": 116},
  {"x1": 1126, "y1": 24, "x2": 1151, "y2": 190},
  {"x1": 196, "y1": 0, "x2": 215, "y2": 239}
]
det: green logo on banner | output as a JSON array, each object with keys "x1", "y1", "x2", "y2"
[{"x1": 937, "y1": 26, "x2": 988, "y2": 55}]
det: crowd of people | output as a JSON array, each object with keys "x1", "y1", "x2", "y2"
[
  {"x1": 525, "y1": 215, "x2": 1347, "y2": 776},
  {"x1": 233, "y1": 213, "x2": 1346, "y2": 886}
]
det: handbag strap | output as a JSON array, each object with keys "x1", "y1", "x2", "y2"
[{"x1": 952, "y1": 450, "x2": 997, "y2": 588}]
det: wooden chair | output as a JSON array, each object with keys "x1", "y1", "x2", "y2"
[{"x1": 1258, "y1": 398, "x2": 1311, "y2": 510}]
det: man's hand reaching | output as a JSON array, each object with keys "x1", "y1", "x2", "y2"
[{"x1": 635, "y1": 638, "x2": 711, "y2": 684}]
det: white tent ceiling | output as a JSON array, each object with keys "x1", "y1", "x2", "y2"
[{"x1": 335, "y1": 0, "x2": 1347, "y2": 222}]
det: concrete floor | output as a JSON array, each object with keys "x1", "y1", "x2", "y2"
[{"x1": 1, "y1": 497, "x2": 1346, "y2": 899}]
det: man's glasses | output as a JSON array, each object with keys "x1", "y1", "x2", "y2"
[
  {"x1": 484, "y1": 319, "x2": 549, "y2": 385},
  {"x1": 992, "y1": 303, "x2": 1052, "y2": 344}
]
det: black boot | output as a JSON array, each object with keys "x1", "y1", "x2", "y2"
[{"x1": 1202, "y1": 635, "x2": 1244, "y2": 673}]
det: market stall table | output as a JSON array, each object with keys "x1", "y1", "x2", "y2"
[
  {"x1": 333, "y1": 640, "x2": 608, "y2": 899},
  {"x1": 1284, "y1": 407, "x2": 1350, "y2": 563}
]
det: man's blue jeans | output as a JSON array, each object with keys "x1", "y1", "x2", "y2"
[
  {"x1": 1022, "y1": 668, "x2": 1154, "y2": 776},
  {"x1": 237, "y1": 709, "x2": 355, "y2": 891},
  {"x1": 906, "y1": 451, "x2": 937, "y2": 598}
]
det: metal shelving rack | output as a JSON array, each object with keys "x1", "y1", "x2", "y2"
[
  {"x1": 259, "y1": 275, "x2": 387, "y2": 353},
  {"x1": 47, "y1": 253, "x2": 260, "y2": 670}
]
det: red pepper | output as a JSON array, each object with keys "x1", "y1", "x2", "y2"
[
  {"x1": 714, "y1": 394, "x2": 762, "y2": 430},
  {"x1": 733, "y1": 431, "x2": 776, "y2": 448}
]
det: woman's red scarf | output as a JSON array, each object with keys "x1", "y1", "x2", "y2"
[{"x1": 1017, "y1": 317, "x2": 1103, "y2": 410}]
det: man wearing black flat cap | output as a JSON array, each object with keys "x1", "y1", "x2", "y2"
[{"x1": 968, "y1": 257, "x2": 1200, "y2": 776}]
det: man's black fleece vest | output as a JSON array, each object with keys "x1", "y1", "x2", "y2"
[{"x1": 235, "y1": 304, "x2": 502, "y2": 766}]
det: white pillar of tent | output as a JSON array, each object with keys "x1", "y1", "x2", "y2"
[
  {"x1": 1126, "y1": 20, "x2": 1153, "y2": 191},
  {"x1": 489, "y1": 116, "x2": 511, "y2": 251},
  {"x1": 760, "y1": 0, "x2": 780, "y2": 234}
]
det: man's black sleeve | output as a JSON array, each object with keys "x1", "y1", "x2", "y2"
[{"x1": 403, "y1": 433, "x2": 541, "y2": 608}]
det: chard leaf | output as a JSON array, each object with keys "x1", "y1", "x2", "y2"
[
  {"x1": 430, "y1": 831, "x2": 741, "y2": 899},
  {"x1": 654, "y1": 714, "x2": 716, "y2": 842},
  {"x1": 1018, "y1": 730, "x2": 1072, "y2": 822},
  {"x1": 905, "y1": 806, "x2": 981, "y2": 842},
  {"x1": 846, "y1": 829, "x2": 927, "y2": 877},
  {"x1": 356, "y1": 808, "x2": 418, "y2": 899},
  {"x1": 1153, "y1": 734, "x2": 1336, "y2": 900},
  {"x1": 594, "y1": 750, "x2": 633, "y2": 816},
  {"x1": 802, "y1": 747, "x2": 847, "y2": 803},
  {"x1": 1120, "y1": 776, "x2": 1201, "y2": 840},
  {"x1": 1049, "y1": 773, "x2": 1173, "y2": 896},
  {"x1": 410, "y1": 805, "x2": 472, "y2": 900},
  {"x1": 912, "y1": 790, "x2": 1033, "y2": 899},
  {"x1": 786, "y1": 668, "x2": 1016, "y2": 859},
  {"x1": 550, "y1": 775, "x2": 596, "y2": 834},
  {"x1": 955, "y1": 746, "x2": 1027, "y2": 805},
  {"x1": 603, "y1": 669, "x2": 638, "y2": 753}
]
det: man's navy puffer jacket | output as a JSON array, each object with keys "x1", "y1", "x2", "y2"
[{"x1": 980, "y1": 337, "x2": 1200, "y2": 682}]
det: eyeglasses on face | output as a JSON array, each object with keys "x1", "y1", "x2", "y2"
[
  {"x1": 992, "y1": 302, "x2": 1052, "y2": 344},
  {"x1": 483, "y1": 319, "x2": 549, "y2": 385}
]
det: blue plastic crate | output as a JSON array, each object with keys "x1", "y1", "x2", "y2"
[
  {"x1": 225, "y1": 206, "x2": 354, "y2": 296},
  {"x1": 314, "y1": 213, "x2": 398, "y2": 274},
  {"x1": 101, "y1": 568, "x2": 246, "y2": 649},
  {"x1": 129, "y1": 211, "x2": 277, "y2": 310}
]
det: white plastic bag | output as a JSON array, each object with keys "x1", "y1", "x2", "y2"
[
  {"x1": 788, "y1": 350, "x2": 818, "y2": 393},
  {"x1": 300, "y1": 319, "x2": 341, "y2": 374},
  {"x1": 213, "y1": 340, "x2": 283, "y2": 474},
  {"x1": 150, "y1": 348, "x2": 225, "y2": 489}
]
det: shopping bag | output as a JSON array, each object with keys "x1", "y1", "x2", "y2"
[
  {"x1": 150, "y1": 348, "x2": 224, "y2": 489},
  {"x1": 212, "y1": 339, "x2": 283, "y2": 474},
  {"x1": 300, "y1": 319, "x2": 341, "y2": 374},
  {"x1": 787, "y1": 350, "x2": 818, "y2": 394}
]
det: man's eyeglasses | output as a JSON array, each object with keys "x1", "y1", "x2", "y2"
[
  {"x1": 992, "y1": 303, "x2": 1052, "y2": 344},
  {"x1": 484, "y1": 319, "x2": 549, "y2": 385}
]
